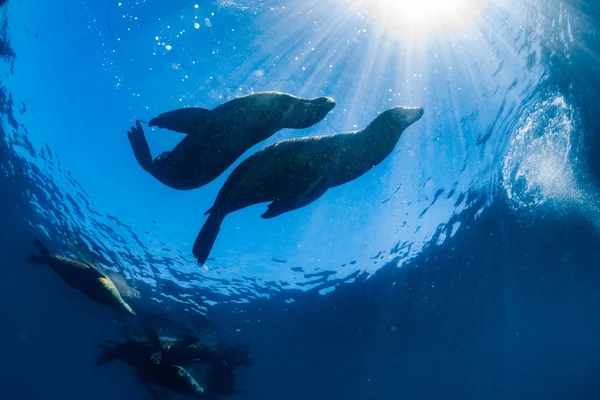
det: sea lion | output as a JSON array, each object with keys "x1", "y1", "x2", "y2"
[
  {"x1": 193, "y1": 106, "x2": 424, "y2": 264},
  {"x1": 98, "y1": 330, "x2": 251, "y2": 398},
  {"x1": 97, "y1": 330, "x2": 252, "y2": 371},
  {"x1": 27, "y1": 238, "x2": 136, "y2": 318},
  {"x1": 128, "y1": 91, "x2": 336, "y2": 190}
]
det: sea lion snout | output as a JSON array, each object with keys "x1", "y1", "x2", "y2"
[
  {"x1": 314, "y1": 96, "x2": 336, "y2": 111},
  {"x1": 390, "y1": 106, "x2": 424, "y2": 126},
  {"x1": 293, "y1": 96, "x2": 337, "y2": 128},
  {"x1": 373, "y1": 106, "x2": 423, "y2": 131},
  {"x1": 318, "y1": 97, "x2": 336, "y2": 119},
  {"x1": 405, "y1": 106, "x2": 424, "y2": 124}
]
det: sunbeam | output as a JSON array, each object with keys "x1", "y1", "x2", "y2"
[{"x1": 347, "y1": 0, "x2": 488, "y2": 38}]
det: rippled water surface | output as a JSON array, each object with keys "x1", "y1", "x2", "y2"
[{"x1": 1, "y1": 0, "x2": 600, "y2": 399}]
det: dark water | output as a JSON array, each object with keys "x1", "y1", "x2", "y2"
[{"x1": 1, "y1": 0, "x2": 600, "y2": 399}]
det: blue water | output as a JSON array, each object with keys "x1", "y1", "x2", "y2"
[{"x1": 1, "y1": 0, "x2": 600, "y2": 398}]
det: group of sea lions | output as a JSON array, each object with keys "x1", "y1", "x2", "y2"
[
  {"x1": 97, "y1": 329, "x2": 252, "y2": 398},
  {"x1": 24, "y1": 91, "x2": 423, "y2": 398},
  {"x1": 128, "y1": 91, "x2": 424, "y2": 264},
  {"x1": 27, "y1": 238, "x2": 252, "y2": 399}
]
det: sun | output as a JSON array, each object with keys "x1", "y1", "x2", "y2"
[{"x1": 349, "y1": 0, "x2": 486, "y2": 38}]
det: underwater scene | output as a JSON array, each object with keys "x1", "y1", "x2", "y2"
[{"x1": 1, "y1": 0, "x2": 599, "y2": 398}]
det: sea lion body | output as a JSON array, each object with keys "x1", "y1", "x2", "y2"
[
  {"x1": 193, "y1": 106, "x2": 424, "y2": 264},
  {"x1": 128, "y1": 91, "x2": 336, "y2": 190},
  {"x1": 28, "y1": 239, "x2": 136, "y2": 317}
]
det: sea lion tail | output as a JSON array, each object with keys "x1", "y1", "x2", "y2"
[{"x1": 193, "y1": 212, "x2": 225, "y2": 265}]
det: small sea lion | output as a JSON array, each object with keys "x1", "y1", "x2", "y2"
[
  {"x1": 27, "y1": 238, "x2": 136, "y2": 318},
  {"x1": 193, "y1": 106, "x2": 424, "y2": 264},
  {"x1": 128, "y1": 91, "x2": 336, "y2": 190}
]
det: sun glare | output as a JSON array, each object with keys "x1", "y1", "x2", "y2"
[{"x1": 349, "y1": 0, "x2": 486, "y2": 38}]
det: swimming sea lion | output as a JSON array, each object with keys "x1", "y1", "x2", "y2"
[
  {"x1": 128, "y1": 91, "x2": 336, "y2": 190},
  {"x1": 98, "y1": 330, "x2": 251, "y2": 370},
  {"x1": 193, "y1": 106, "x2": 424, "y2": 264},
  {"x1": 98, "y1": 330, "x2": 246, "y2": 399},
  {"x1": 27, "y1": 238, "x2": 136, "y2": 318}
]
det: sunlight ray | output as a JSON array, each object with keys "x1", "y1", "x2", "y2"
[{"x1": 347, "y1": 0, "x2": 488, "y2": 39}]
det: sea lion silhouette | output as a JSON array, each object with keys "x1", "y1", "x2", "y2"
[
  {"x1": 128, "y1": 91, "x2": 336, "y2": 190},
  {"x1": 27, "y1": 238, "x2": 136, "y2": 318},
  {"x1": 193, "y1": 106, "x2": 424, "y2": 264}
]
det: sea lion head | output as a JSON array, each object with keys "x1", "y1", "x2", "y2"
[
  {"x1": 362, "y1": 106, "x2": 423, "y2": 146},
  {"x1": 292, "y1": 96, "x2": 336, "y2": 128},
  {"x1": 379, "y1": 106, "x2": 424, "y2": 129}
]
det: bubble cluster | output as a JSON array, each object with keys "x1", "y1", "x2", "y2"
[{"x1": 502, "y1": 95, "x2": 581, "y2": 208}]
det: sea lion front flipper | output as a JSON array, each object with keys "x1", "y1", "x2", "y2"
[
  {"x1": 261, "y1": 198, "x2": 297, "y2": 219},
  {"x1": 261, "y1": 184, "x2": 328, "y2": 219},
  {"x1": 149, "y1": 108, "x2": 214, "y2": 136}
]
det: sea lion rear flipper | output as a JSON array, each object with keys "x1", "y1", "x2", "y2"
[
  {"x1": 149, "y1": 108, "x2": 214, "y2": 136},
  {"x1": 96, "y1": 343, "x2": 119, "y2": 366},
  {"x1": 28, "y1": 237, "x2": 51, "y2": 264},
  {"x1": 127, "y1": 120, "x2": 154, "y2": 172},
  {"x1": 32, "y1": 237, "x2": 50, "y2": 257},
  {"x1": 147, "y1": 329, "x2": 162, "y2": 350},
  {"x1": 193, "y1": 212, "x2": 226, "y2": 265}
]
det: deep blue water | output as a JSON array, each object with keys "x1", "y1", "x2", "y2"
[{"x1": 1, "y1": 0, "x2": 600, "y2": 399}]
